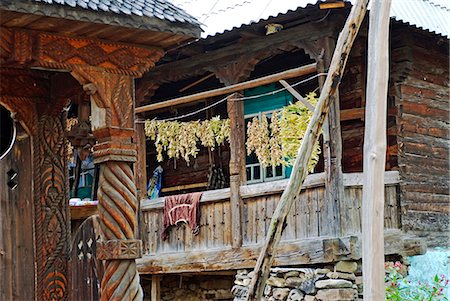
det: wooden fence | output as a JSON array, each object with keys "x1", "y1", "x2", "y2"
[{"x1": 140, "y1": 171, "x2": 400, "y2": 256}]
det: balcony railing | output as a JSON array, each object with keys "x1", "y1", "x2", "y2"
[{"x1": 137, "y1": 171, "x2": 422, "y2": 274}]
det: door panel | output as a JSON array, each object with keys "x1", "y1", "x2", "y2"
[{"x1": 0, "y1": 125, "x2": 35, "y2": 300}]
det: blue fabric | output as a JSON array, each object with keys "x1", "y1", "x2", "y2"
[{"x1": 147, "y1": 166, "x2": 163, "y2": 199}]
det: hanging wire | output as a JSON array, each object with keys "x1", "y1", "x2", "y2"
[{"x1": 135, "y1": 72, "x2": 327, "y2": 123}]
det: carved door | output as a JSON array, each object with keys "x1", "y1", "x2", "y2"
[
  {"x1": 0, "y1": 122, "x2": 35, "y2": 300},
  {"x1": 70, "y1": 216, "x2": 104, "y2": 301}
]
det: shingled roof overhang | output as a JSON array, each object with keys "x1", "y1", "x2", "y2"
[{"x1": 0, "y1": 0, "x2": 202, "y2": 47}]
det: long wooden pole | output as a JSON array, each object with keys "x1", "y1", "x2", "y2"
[
  {"x1": 362, "y1": 0, "x2": 392, "y2": 299},
  {"x1": 135, "y1": 63, "x2": 316, "y2": 113},
  {"x1": 245, "y1": 1, "x2": 369, "y2": 300}
]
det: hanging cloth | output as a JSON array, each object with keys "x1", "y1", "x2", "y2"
[
  {"x1": 147, "y1": 165, "x2": 163, "y2": 199},
  {"x1": 161, "y1": 192, "x2": 202, "y2": 240}
]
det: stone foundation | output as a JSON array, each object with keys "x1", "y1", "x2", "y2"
[
  {"x1": 143, "y1": 274, "x2": 234, "y2": 301},
  {"x1": 232, "y1": 261, "x2": 362, "y2": 301}
]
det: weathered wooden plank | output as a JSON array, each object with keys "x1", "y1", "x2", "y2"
[
  {"x1": 137, "y1": 230, "x2": 424, "y2": 275},
  {"x1": 140, "y1": 171, "x2": 400, "y2": 210},
  {"x1": 151, "y1": 276, "x2": 161, "y2": 301}
]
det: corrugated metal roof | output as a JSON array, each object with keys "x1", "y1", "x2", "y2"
[
  {"x1": 169, "y1": 0, "x2": 450, "y2": 38},
  {"x1": 390, "y1": 0, "x2": 449, "y2": 38},
  {"x1": 33, "y1": 0, "x2": 201, "y2": 25}
]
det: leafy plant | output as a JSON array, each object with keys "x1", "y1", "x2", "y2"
[
  {"x1": 385, "y1": 261, "x2": 449, "y2": 301},
  {"x1": 145, "y1": 116, "x2": 230, "y2": 162},
  {"x1": 246, "y1": 92, "x2": 320, "y2": 172}
]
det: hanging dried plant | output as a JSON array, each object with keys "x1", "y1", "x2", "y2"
[
  {"x1": 144, "y1": 117, "x2": 230, "y2": 163},
  {"x1": 246, "y1": 92, "x2": 321, "y2": 173}
]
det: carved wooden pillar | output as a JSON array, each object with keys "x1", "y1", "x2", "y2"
[
  {"x1": 317, "y1": 37, "x2": 344, "y2": 236},
  {"x1": 72, "y1": 68, "x2": 143, "y2": 300},
  {"x1": 34, "y1": 108, "x2": 70, "y2": 301}
]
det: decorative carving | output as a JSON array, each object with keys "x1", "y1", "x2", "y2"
[
  {"x1": 71, "y1": 67, "x2": 144, "y2": 300},
  {"x1": 0, "y1": 96, "x2": 38, "y2": 135},
  {"x1": 97, "y1": 239, "x2": 142, "y2": 260},
  {"x1": 207, "y1": 54, "x2": 260, "y2": 85},
  {"x1": 34, "y1": 112, "x2": 70, "y2": 301},
  {"x1": 36, "y1": 33, "x2": 163, "y2": 75},
  {"x1": 1, "y1": 28, "x2": 164, "y2": 75},
  {"x1": 96, "y1": 161, "x2": 143, "y2": 300},
  {"x1": 71, "y1": 67, "x2": 134, "y2": 128}
]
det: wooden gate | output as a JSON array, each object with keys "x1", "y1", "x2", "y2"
[
  {"x1": 70, "y1": 216, "x2": 104, "y2": 301},
  {"x1": 0, "y1": 122, "x2": 35, "y2": 300}
]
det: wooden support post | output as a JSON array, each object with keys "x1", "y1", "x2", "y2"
[
  {"x1": 135, "y1": 122, "x2": 148, "y2": 198},
  {"x1": 71, "y1": 68, "x2": 144, "y2": 301},
  {"x1": 151, "y1": 276, "x2": 161, "y2": 301},
  {"x1": 317, "y1": 37, "x2": 345, "y2": 236},
  {"x1": 227, "y1": 92, "x2": 245, "y2": 248},
  {"x1": 246, "y1": 1, "x2": 369, "y2": 299},
  {"x1": 362, "y1": 0, "x2": 392, "y2": 300}
]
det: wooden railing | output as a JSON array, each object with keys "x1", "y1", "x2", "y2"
[{"x1": 140, "y1": 171, "x2": 401, "y2": 258}]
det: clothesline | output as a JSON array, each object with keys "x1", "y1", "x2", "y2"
[{"x1": 135, "y1": 72, "x2": 326, "y2": 123}]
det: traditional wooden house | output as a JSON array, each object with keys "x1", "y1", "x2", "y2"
[
  {"x1": 133, "y1": 1, "x2": 449, "y2": 300},
  {"x1": 0, "y1": 1, "x2": 201, "y2": 300}
]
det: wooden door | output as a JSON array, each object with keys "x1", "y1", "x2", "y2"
[
  {"x1": 0, "y1": 124, "x2": 35, "y2": 300},
  {"x1": 70, "y1": 216, "x2": 104, "y2": 301}
]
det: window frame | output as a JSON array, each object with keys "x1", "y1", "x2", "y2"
[{"x1": 244, "y1": 109, "x2": 286, "y2": 184}]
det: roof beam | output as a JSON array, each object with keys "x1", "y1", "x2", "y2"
[{"x1": 135, "y1": 63, "x2": 317, "y2": 113}]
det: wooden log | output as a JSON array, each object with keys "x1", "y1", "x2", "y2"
[
  {"x1": 135, "y1": 63, "x2": 316, "y2": 113},
  {"x1": 136, "y1": 230, "x2": 424, "y2": 275},
  {"x1": 151, "y1": 275, "x2": 161, "y2": 301},
  {"x1": 246, "y1": 1, "x2": 370, "y2": 299},
  {"x1": 228, "y1": 92, "x2": 245, "y2": 248},
  {"x1": 317, "y1": 36, "x2": 345, "y2": 237},
  {"x1": 362, "y1": 0, "x2": 392, "y2": 300}
]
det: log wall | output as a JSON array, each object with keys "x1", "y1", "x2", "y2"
[{"x1": 393, "y1": 29, "x2": 450, "y2": 247}]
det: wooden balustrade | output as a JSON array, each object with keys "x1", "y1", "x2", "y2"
[{"x1": 140, "y1": 171, "x2": 401, "y2": 257}]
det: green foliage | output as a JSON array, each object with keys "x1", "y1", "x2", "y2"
[
  {"x1": 385, "y1": 261, "x2": 449, "y2": 301},
  {"x1": 246, "y1": 92, "x2": 321, "y2": 172}
]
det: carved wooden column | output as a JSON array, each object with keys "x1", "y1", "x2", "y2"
[
  {"x1": 317, "y1": 37, "x2": 344, "y2": 236},
  {"x1": 72, "y1": 68, "x2": 143, "y2": 300},
  {"x1": 34, "y1": 107, "x2": 70, "y2": 301},
  {"x1": 209, "y1": 59, "x2": 258, "y2": 248}
]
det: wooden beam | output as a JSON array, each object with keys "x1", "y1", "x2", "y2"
[
  {"x1": 140, "y1": 171, "x2": 400, "y2": 210},
  {"x1": 136, "y1": 230, "x2": 424, "y2": 275},
  {"x1": 362, "y1": 0, "x2": 392, "y2": 300},
  {"x1": 228, "y1": 92, "x2": 245, "y2": 248},
  {"x1": 151, "y1": 276, "x2": 161, "y2": 301},
  {"x1": 246, "y1": 1, "x2": 369, "y2": 299},
  {"x1": 161, "y1": 182, "x2": 208, "y2": 193},
  {"x1": 179, "y1": 73, "x2": 214, "y2": 92},
  {"x1": 278, "y1": 79, "x2": 315, "y2": 111},
  {"x1": 135, "y1": 63, "x2": 316, "y2": 113}
]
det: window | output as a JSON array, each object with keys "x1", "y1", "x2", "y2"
[{"x1": 245, "y1": 111, "x2": 286, "y2": 184}]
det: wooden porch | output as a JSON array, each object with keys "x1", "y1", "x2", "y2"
[{"x1": 137, "y1": 171, "x2": 423, "y2": 274}]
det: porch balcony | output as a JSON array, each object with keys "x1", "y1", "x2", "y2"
[{"x1": 137, "y1": 170, "x2": 424, "y2": 275}]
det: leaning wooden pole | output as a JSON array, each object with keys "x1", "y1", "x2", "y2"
[
  {"x1": 362, "y1": 0, "x2": 392, "y2": 300},
  {"x1": 245, "y1": 1, "x2": 369, "y2": 300}
]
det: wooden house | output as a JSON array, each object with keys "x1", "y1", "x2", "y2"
[
  {"x1": 133, "y1": 1, "x2": 449, "y2": 299},
  {"x1": 0, "y1": 0, "x2": 201, "y2": 300}
]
